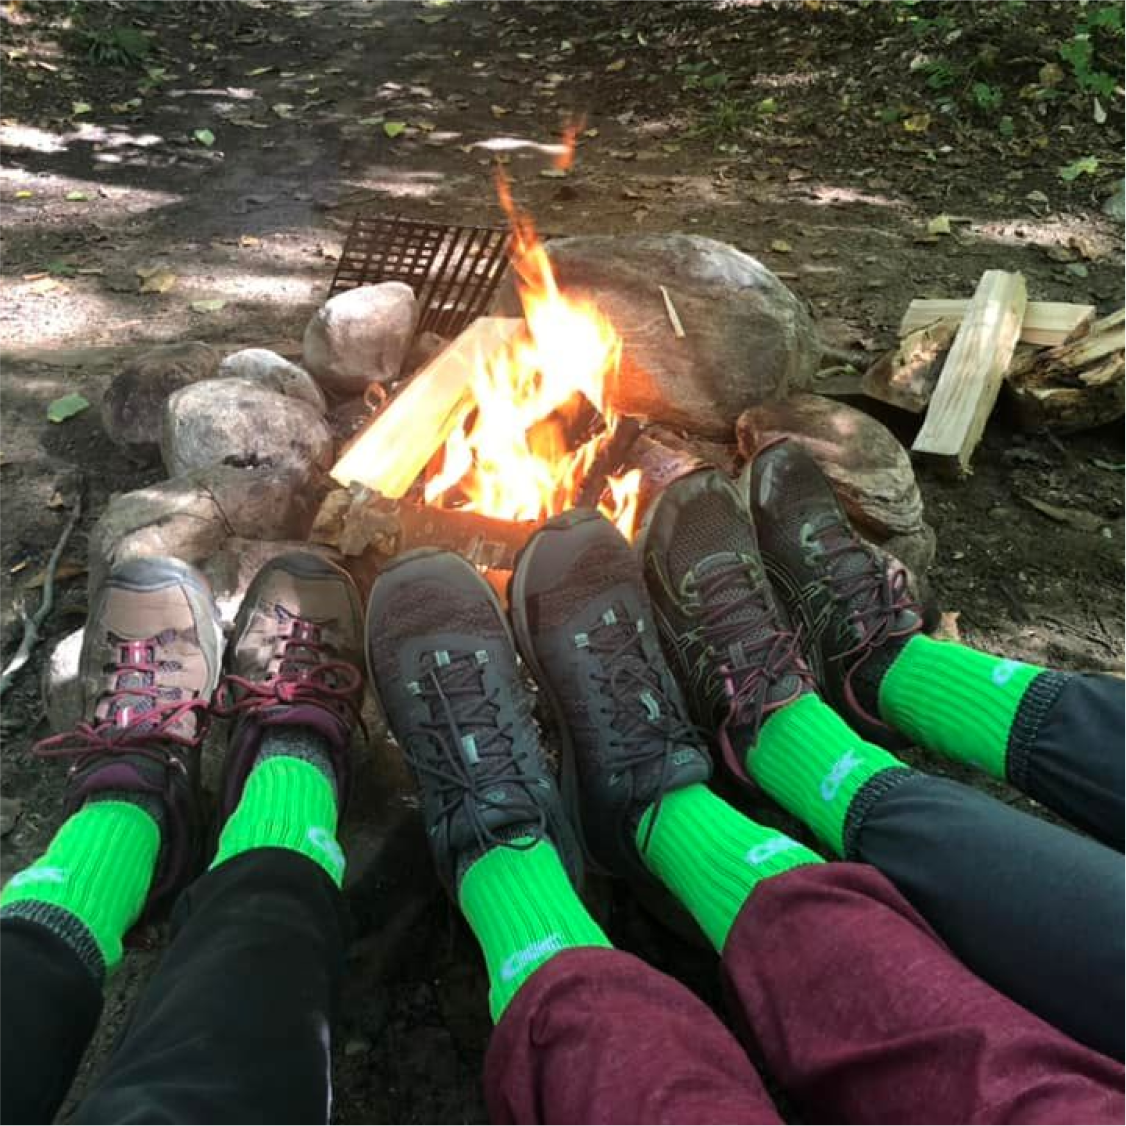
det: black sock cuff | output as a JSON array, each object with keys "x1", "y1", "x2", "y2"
[
  {"x1": 1006, "y1": 670, "x2": 1072, "y2": 793},
  {"x1": 841, "y1": 765, "x2": 919, "y2": 860}
]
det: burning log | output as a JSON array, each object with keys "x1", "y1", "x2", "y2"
[
  {"x1": 576, "y1": 417, "x2": 642, "y2": 509},
  {"x1": 330, "y1": 316, "x2": 524, "y2": 497},
  {"x1": 310, "y1": 483, "x2": 538, "y2": 571}
]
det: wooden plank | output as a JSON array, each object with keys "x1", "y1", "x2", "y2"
[
  {"x1": 911, "y1": 271, "x2": 1027, "y2": 472},
  {"x1": 900, "y1": 299, "x2": 1093, "y2": 347},
  {"x1": 330, "y1": 316, "x2": 523, "y2": 497}
]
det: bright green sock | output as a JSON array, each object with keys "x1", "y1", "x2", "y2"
[
  {"x1": 459, "y1": 838, "x2": 611, "y2": 1021},
  {"x1": 0, "y1": 800, "x2": 160, "y2": 977},
  {"x1": 212, "y1": 756, "x2": 345, "y2": 886},
  {"x1": 637, "y1": 784, "x2": 822, "y2": 951},
  {"x1": 749, "y1": 693, "x2": 907, "y2": 856},
  {"x1": 879, "y1": 635, "x2": 1044, "y2": 780}
]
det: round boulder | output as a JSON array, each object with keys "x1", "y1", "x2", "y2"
[
  {"x1": 303, "y1": 282, "x2": 419, "y2": 397},
  {"x1": 101, "y1": 341, "x2": 220, "y2": 453},
  {"x1": 492, "y1": 234, "x2": 820, "y2": 438},
  {"x1": 162, "y1": 377, "x2": 334, "y2": 478},
  {"x1": 736, "y1": 393, "x2": 935, "y2": 577},
  {"x1": 217, "y1": 349, "x2": 327, "y2": 413}
]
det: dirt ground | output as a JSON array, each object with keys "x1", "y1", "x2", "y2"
[{"x1": 1, "y1": 2, "x2": 1123, "y2": 1122}]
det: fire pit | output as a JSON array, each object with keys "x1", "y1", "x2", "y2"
[{"x1": 312, "y1": 180, "x2": 649, "y2": 573}]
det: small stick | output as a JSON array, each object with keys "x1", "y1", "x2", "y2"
[
  {"x1": 659, "y1": 285, "x2": 686, "y2": 339},
  {"x1": 0, "y1": 494, "x2": 83, "y2": 698}
]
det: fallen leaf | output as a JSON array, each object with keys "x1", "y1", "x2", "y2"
[
  {"x1": 193, "y1": 127, "x2": 215, "y2": 147},
  {"x1": 927, "y1": 214, "x2": 952, "y2": 235},
  {"x1": 71, "y1": 100, "x2": 92, "y2": 115},
  {"x1": 583, "y1": 127, "x2": 599, "y2": 138},
  {"x1": 239, "y1": 234, "x2": 261, "y2": 247},
  {"x1": 902, "y1": 112, "x2": 931, "y2": 133},
  {"x1": 1068, "y1": 233, "x2": 1099, "y2": 260},
  {"x1": 27, "y1": 560, "x2": 86, "y2": 588},
  {"x1": 608, "y1": 149, "x2": 637, "y2": 160},
  {"x1": 47, "y1": 490, "x2": 66, "y2": 509},
  {"x1": 245, "y1": 65, "x2": 274, "y2": 76},
  {"x1": 1058, "y1": 155, "x2": 1098, "y2": 182},
  {"x1": 14, "y1": 190, "x2": 33, "y2": 199},
  {"x1": 47, "y1": 393, "x2": 90, "y2": 423},
  {"x1": 1093, "y1": 97, "x2": 1107, "y2": 125},
  {"x1": 933, "y1": 610, "x2": 961, "y2": 642},
  {"x1": 27, "y1": 277, "x2": 61, "y2": 295},
  {"x1": 416, "y1": 12, "x2": 445, "y2": 22},
  {"x1": 605, "y1": 58, "x2": 627, "y2": 72},
  {"x1": 1025, "y1": 189, "x2": 1049, "y2": 205},
  {"x1": 65, "y1": 190, "x2": 89, "y2": 202},
  {"x1": 139, "y1": 270, "x2": 177, "y2": 294},
  {"x1": 539, "y1": 167, "x2": 567, "y2": 178},
  {"x1": 621, "y1": 187, "x2": 643, "y2": 199},
  {"x1": 271, "y1": 103, "x2": 295, "y2": 118},
  {"x1": 191, "y1": 298, "x2": 226, "y2": 313},
  {"x1": 770, "y1": 239, "x2": 793, "y2": 253},
  {"x1": 490, "y1": 104, "x2": 509, "y2": 118},
  {"x1": 383, "y1": 121, "x2": 406, "y2": 138}
]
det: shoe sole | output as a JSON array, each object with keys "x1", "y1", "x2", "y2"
[
  {"x1": 101, "y1": 555, "x2": 225, "y2": 697},
  {"x1": 509, "y1": 509, "x2": 604, "y2": 871}
]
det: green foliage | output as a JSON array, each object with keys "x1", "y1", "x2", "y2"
[
  {"x1": 1058, "y1": 154, "x2": 1099, "y2": 181},
  {"x1": 971, "y1": 81, "x2": 1003, "y2": 112},
  {"x1": 698, "y1": 96, "x2": 752, "y2": 139},
  {"x1": 80, "y1": 24, "x2": 150, "y2": 67}
]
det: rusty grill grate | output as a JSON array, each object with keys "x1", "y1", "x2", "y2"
[{"x1": 329, "y1": 214, "x2": 513, "y2": 338}]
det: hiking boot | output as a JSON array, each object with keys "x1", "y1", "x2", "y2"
[
  {"x1": 214, "y1": 553, "x2": 365, "y2": 817},
  {"x1": 742, "y1": 438, "x2": 921, "y2": 746},
  {"x1": 637, "y1": 469, "x2": 814, "y2": 781},
  {"x1": 365, "y1": 549, "x2": 581, "y2": 898},
  {"x1": 33, "y1": 556, "x2": 224, "y2": 912},
  {"x1": 510, "y1": 509, "x2": 711, "y2": 887}
]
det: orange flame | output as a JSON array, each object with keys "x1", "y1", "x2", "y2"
[{"x1": 422, "y1": 170, "x2": 639, "y2": 539}]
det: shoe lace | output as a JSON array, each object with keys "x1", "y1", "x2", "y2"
[
  {"x1": 33, "y1": 633, "x2": 207, "y2": 770},
  {"x1": 212, "y1": 614, "x2": 365, "y2": 732},
  {"x1": 586, "y1": 607, "x2": 704, "y2": 849},
  {"x1": 407, "y1": 649, "x2": 543, "y2": 858},
  {"x1": 693, "y1": 560, "x2": 812, "y2": 779}
]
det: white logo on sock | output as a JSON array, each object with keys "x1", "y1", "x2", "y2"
[
  {"x1": 991, "y1": 660, "x2": 1021, "y2": 687},
  {"x1": 820, "y1": 750, "x2": 862, "y2": 802},
  {"x1": 306, "y1": 826, "x2": 345, "y2": 876},
  {"x1": 500, "y1": 934, "x2": 564, "y2": 982},
  {"x1": 9, "y1": 866, "x2": 67, "y2": 889},
  {"x1": 745, "y1": 837, "x2": 801, "y2": 867}
]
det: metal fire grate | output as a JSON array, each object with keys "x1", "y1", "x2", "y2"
[{"x1": 329, "y1": 214, "x2": 513, "y2": 338}]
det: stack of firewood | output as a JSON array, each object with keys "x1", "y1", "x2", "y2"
[{"x1": 863, "y1": 271, "x2": 1124, "y2": 473}]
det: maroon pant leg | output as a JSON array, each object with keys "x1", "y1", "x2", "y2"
[
  {"x1": 485, "y1": 947, "x2": 782, "y2": 1125},
  {"x1": 722, "y1": 863, "x2": 1124, "y2": 1125}
]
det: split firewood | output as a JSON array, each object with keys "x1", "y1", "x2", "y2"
[
  {"x1": 912, "y1": 270, "x2": 1027, "y2": 474},
  {"x1": 899, "y1": 299, "x2": 1094, "y2": 347},
  {"x1": 862, "y1": 320, "x2": 957, "y2": 413},
  {"x1": 1005, "y1": 308, "x2": 1125, "y2": 433},
  {"x1": 330, "y1": 316, "x2": 524, "y2": 497}
]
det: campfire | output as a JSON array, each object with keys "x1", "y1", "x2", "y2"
[{"x1": 323, "y1": 173, "x2": 642, "y2": 566}]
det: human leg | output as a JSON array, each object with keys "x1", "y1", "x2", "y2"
[
  {"x1": 368, "y1": 543, "x2": 783, "y2": 1124},
  {"x1": 641, "y1": 468, "x2": 1124, "y2": 1058},
  {"x1": 71, "y1": 553, "x2": 365, "y2": 1123}
]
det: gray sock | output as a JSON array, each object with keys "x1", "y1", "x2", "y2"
[{"x1": 257, "y1": 725, "x2": 338, "y2": 799}]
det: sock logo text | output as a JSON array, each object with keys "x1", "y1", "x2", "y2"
[
  {"x1": 820, "y1": 750, "x2": 862, "y2": 801},
  {"x1": 501, "y1": 934, "x2": 563, "y2": 982}
]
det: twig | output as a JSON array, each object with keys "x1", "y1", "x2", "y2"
[
  {"x1": 0, "y1": 494, "x2": 83, "y2": 698},
  {"x1": 659, "y1": 285, "x2": 686, "y2": 339}
]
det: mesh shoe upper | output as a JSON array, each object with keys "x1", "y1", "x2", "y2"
[
  {"x1": 639, "y1": 470, "x2": 813, "y2": 780},
  {"x1": 511, "y1": 511, "x2": 711, "y2": 885},
  {"x1": 366, "y1": 549, "x2": 581, "y2": 897},
  {"x1": 746, "y1": 438, "x2": 921, "y2": 744}
]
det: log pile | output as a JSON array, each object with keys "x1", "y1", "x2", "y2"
[{"x1": 864, "y1": 272, "x2": 1124, "y2": 472}]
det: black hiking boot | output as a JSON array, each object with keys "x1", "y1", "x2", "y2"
[
  {"x1": 365, "y1": 549, "x2": 581, "y2": 898},
  {"x1": 742, "y1": 438, "x2": 922, "y2": 747},
  {"x1": 509, "y1": 510, "x2": 711, "y2": 889},
  {"x1": 637, "y1": 469, "x2": 814, "y2": 782}
]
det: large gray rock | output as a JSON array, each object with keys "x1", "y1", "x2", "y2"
[
  {"x1": 88, "y1": 462, "x2": 322, "y2": 595},
  {"x1": 217, "y1": 349, "x2": 327, "y2": 413},
  {"x1": 101, "y1": 341, "x2": 220, "y2": 452},
  {"x1": 162, "y1": 378, "x2": 335, "y2": 478},
  {"x1": 43, "y1": 627, "x2": 84, "y2": 734},
  {"x1": 493, "y1": 234, "x2": 820, "y2": 437},
  {"x1": 736, "y1": 393, "x2": 935, "y2": 578},
  {"x1": 303, "y1": 282, "x2": 419, "y2": 396}
]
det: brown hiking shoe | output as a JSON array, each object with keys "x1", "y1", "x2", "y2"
[
  {"x1": 33, "y1": 556, "x2": 225, "y2": 911},
  {"x1": 213, "y1": 553, "x2": 365, "y2": 818}
]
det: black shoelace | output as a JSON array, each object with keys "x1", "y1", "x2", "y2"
[
  {"x1": 407, "y1": 650, "x2": 544, "y2": 855},
  {"x1": 586, "y1": 607, "x2": 704, "y2": 849},
  {"x1": 691, "y1": 559, "x2": 811, "y2": 777}
]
